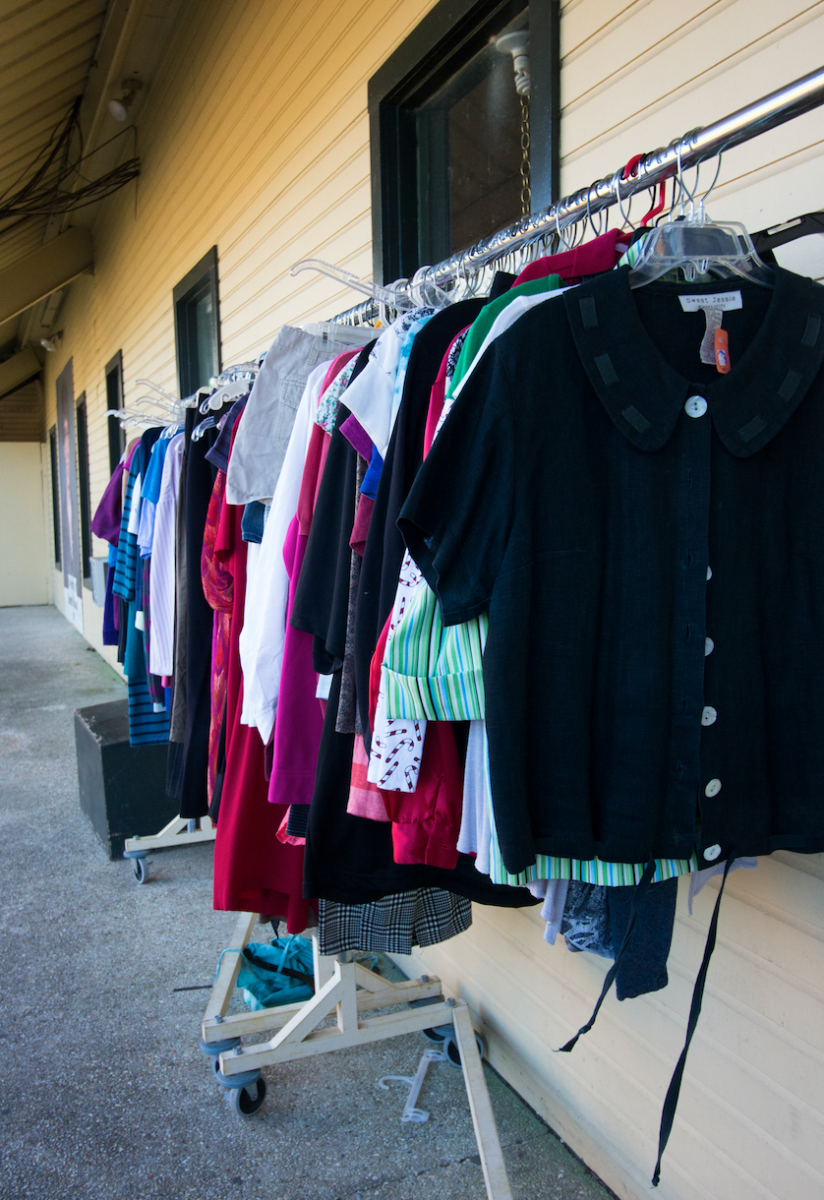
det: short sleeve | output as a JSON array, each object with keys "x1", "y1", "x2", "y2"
[{"x1": 398, "y1": 342, "x2": 516, "y2": 626}]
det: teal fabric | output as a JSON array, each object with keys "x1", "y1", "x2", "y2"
[{"x1": 220, "y1": 936, "x2": 315, "y2": 1011}]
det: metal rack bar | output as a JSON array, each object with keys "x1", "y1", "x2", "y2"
[{"x1": 334, "y1": 64, "x2": 824, "y2": 323}]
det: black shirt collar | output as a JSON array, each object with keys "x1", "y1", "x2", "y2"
[{"x1": 565, "y1": 265, "x2": 824, "y2": 456}]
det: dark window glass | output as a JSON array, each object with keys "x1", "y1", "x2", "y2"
[
  {"x1": 417, "y1": 20, "x2": 527, "y2": 262},
  {"x1": 48, "y1": 425, "x2": 61, "y2": 566},
  {"x1": 370, "y1": 0, "x2": 559, "y2": 283},
  {"x1": 76, "y1": 395, "x2": 92, "y2": 584},
  {"x1": 105, "y1": 351, "x2": 125, "y2": 476},
  {"x1": 173, "y1": 247, "x2": 221, "y2": 397}
]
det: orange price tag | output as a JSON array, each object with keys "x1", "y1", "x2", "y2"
[{"x1": 714, "y1": 328, "x2": 731, "y2": 374}]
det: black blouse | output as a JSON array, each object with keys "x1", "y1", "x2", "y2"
[{"x1": 400, "y1": 265, "x2": 824, "y2": 873}]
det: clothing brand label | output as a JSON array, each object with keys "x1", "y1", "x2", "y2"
[{"x1": 679, "y1": 291, "x2": 743, "y2": 311}]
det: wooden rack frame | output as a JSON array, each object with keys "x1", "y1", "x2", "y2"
[
  {"x1": 125, "y1": 814, "x2": 216, "y2": 854},
  {"x1": 201, "y1": 913, "x2": 513, "y2": 1200}
]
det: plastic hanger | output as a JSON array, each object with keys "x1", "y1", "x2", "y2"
[
  {"x1": 628, "y1": 150, "x2": 774, "y2": 289},
  {"x1": 289, "y1": 258, "x2": 414, "y2": 312},
  {"x1": 199, "y1": 379, "x2": 250, "y2": 415},
  {"x1": 752, "y1": 211, "x2": 824, "y2": 258},
  {"x1": 191, "y1": 415, "x2": 218, "y2": 442}
]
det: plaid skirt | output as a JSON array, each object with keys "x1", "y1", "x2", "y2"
[{"x1": 317, "y1": 887, "x2": 471, "y2": 955}]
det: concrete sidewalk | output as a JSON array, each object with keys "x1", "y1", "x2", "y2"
[{"x1": 0, "y1": 606, "x2": 614, "y2": 1200}]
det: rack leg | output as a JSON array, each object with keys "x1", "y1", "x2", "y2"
[
  {"x1": 452, "y1": 1002, "x2": 514, "y2": 1200},
  {"x1": 203, "y1": 912, "x2": 258, "y2": 1023}
]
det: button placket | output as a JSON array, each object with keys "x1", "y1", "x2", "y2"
[{"x1": 700, "y1": 529, "x2": 721, "y2": 864}]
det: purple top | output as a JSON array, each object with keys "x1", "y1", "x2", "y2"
[
  {"x1": 267, "y1": 515, "x2": 324, "y2": 807},
  {"x1": 340, "y1": 413, "x2": 373, "y2": 462},
  {"x1": 91, "y1": 459, "x2": 126, "y2": 545},
  {"x1": 205, "y1": 397, "x2": 248, "y2": 473}
]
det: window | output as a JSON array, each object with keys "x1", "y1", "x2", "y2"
[
  {"x1": 369, "y1": 0, "x2": 560, "y2": 282},
  {"x1": 48, "y1": 424, "x2": 61, "y2": 566},
  {"x1": 105, "y1": 350, "x2": 125, "y2": 476},
  {"x1": 76, "y1": 394, "x2": 92, "y2": 585},
  {"x1": 173, "y1": 246, "x2": 221, "y2": 397}
]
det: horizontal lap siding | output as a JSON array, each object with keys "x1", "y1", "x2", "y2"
[
  {"x1": 41, "y1": 0, "x2": 438, "y2": 652},
  {"x1": 407, "y1": 5, "x2": 824, "y2": 1200},
  {"x1": 38, "y1": 1, "x2": 824, "y2": 1196}
]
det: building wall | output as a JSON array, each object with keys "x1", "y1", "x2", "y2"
[
  {"x1": 35, "y1": 1, "x2": 824, "y2": 1197},
  {"x1": 0, "y1": 443, "x2": 51, "y2": 606}
]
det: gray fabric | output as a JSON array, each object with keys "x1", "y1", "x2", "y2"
[{"x1": 226, "y1": 325, "x2": 352, "y2": 506}]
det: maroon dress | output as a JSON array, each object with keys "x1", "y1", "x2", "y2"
[{"x1": 212, "y1": 488, "x2": 312, "y2": 929}]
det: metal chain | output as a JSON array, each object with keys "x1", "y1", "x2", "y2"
[{"x1": 520, "y1": 94, "x2": 531, "y2": 216}]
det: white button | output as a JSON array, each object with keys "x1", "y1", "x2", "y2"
[
  {"x1": 701, "y1": 706, "x2": 718, "y2": 726},
  {"x1": 704, "y1": 778, "x2": 722, "y2": 797},
  {"x1": 707, "y1": 565, "x2": 713, "y2": 581},
  {"x1": 685, "y1": 396, "x2": 708, "y2": 418},
  {"x1": 703, "y1": 844, "x2": 722, "y2": 862},
  {"x1": 705, "y1": 637, "x2": 714, "y2": 656}
]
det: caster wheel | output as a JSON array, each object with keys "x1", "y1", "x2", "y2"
[
  {"x1": 443, "y1": 1031, "x2": 486, "y2": 1068},
  {"x1": 212, "y1": 1055, "x2": 223, "y2": 1077},
  {"x1": 200, "y1": 1035, "x2": 242, "y2": 1058},
  {"x1": 422, "y1": 1026, "x2": 447, "y2": 1043},
  {"x1": 124, "y1": 849, "x2": 150, "y2": 884},
  {"x1": 230, "y1": 1076, "x2": 267, "y2": 1118}
]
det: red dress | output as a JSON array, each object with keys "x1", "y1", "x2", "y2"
[
  {"x1": 212, "y1": 491, "x2": 312, "y2": 929},
  {"x1": 201, "y1": 470, "x2": 233, "y2": 804}
]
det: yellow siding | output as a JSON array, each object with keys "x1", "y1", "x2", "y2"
[{"x1": 36, "y1": 0, "x2": 824, "y2": 1196}]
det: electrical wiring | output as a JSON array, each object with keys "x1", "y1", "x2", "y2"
[{"x1": 0, "y1": 97, "x2": 140, "y2": 236}]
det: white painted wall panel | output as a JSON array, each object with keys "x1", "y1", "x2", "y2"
[{"x1": 0, "y1": 443, "x2": 50, "y2": 606}]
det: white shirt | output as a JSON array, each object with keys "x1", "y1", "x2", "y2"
[{"x1": 340, "y1": 309, "x2": 433, "y2": 458}]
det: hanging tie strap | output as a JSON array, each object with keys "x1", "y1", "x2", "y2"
[
  {"x1": 557, "y1": 857, "x2": 657, "y2": 1053},
  {"x1": 652, "y1": 851, "x2": 735, "y2": 1186}
]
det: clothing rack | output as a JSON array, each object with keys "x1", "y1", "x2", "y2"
[
  {"x1": 120, "y1": 367, "x2": 260, "y2": 884},
  {"x1": 194, "y1": 65, "x2": 824, "y2": 1200},
  {"x1": 333, "y1": 64, "x2": 824, "y2": 323},
  {"x1": 201, "y1": 916, "x2": 513, "y2": 1200}
]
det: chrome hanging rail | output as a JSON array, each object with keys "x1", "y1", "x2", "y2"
[{"x1": 332, "y1": 64, "x2": 824, "y2": 322}]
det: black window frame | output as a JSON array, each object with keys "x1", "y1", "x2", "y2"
[
  {"x1": 75, "y1": 393, "x2": 92, "y2": 586},
  {"x1": 173, "y1": 246, "x2": 221, "y2": 398},
  {"x1": 48, "y1": 424, "x2": 61, "y2": 567},
  {"x1": 105, "y1": 350, "x2": 125, "y2": 477},
  {"x1": 368, "y1": 0, "x2": 560, "y2": 284}
]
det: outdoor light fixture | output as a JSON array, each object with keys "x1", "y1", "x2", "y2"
[
  {"x1": 40, "y1": 331, "x2": 63, "y2": 353},
  {"x1": 108, "y1": 78, "x2": 142, "y2": 122},
  {"x1": 495, "y1": 31, "x2": 530, "y2": 95}
]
